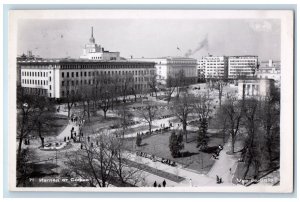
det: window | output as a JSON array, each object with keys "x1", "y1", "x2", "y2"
[
  {"x1": 62, "y1": 81, "x2": 65, "y2": 86},
  {"x1": 67, "y1": 72, "x2": 69, "y2": 78},
  {"x1": 88, "y1": 72, "x2": 91, "y2": 76},
  {"x1": 49, "y1": 77, "x2": 52, "y2": 82},
  {"x1": 62, "y1": 72, "x2": 64, "y2": 78},
  {"x1": 49, "y1": 85, "x2": 52, "y2": 90},
  {"x1": 72, "y1": 72, "x2": 74, "y2": 78},
  {"x1": 84, "y1": 72, "x2": 87, "y2": 77},
  {"x1": 62, "y1": 91, "x2": 65, "y2": 97},
  {"x1": 81, "y1": 72, "x2": 83, "y2": 77},
  {"x1": 76, "y1": 72, "x2": 79, "y2": 77},
  {"x1": 72, "y1": 81, "x2": 74, "y2": 86}
]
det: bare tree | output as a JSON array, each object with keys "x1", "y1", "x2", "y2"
[
  {"x1": 148, "y1": 73, "x2": 158, "y2": 99},
  {"x1": 221, "y1": 94, "x2": 244, "y2": 153},
  {"x1": 16, "y1": 87, "x2": 51, "y2": 186},
  {"x1": 137, "y1": 103, "x2": 158, "y2": 135},
  {"x1": 116, "y1": 104, "x2": 134, "y2": 138},
  {"x1": 171, "y1": 93, "x2": 194, "y2": 142},
  {"x1": 63, "y1": 79, "x2": 80, "y2": 118},
  {"x1": 65, "y1": 131, "x2": 141, "y2": 187},
  {"x1": 193, "y1": 90, "x2": 212, "y2": 130},
  {"x1": 241, "y1": 98, "x2": 261, "y2": 180},
  {"x1": 214, "y1": 80, "x2": 226, "y2": 108},
  {"x1": 258, "y1": 88, "x2": 280, "y2": 167}
]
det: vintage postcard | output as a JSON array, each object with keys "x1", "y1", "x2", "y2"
[{"x1": 8, "y1": 9, "x2": 294, "y2": 192}]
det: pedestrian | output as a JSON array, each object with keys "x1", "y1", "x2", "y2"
[
  {"x1": 229, "y1": 168, "x2": 232, "y2": 175},
  {"x1": 189, "y1": 179, "x2": 193, "y2": 187},
  {"x1": 153, "y1": 181, "x2": 157, "y2": 187},
  {"x1": 88, "y1": 136, "x2": 90, "y2": 142},
  {"x1": 162, "y1": 180, "x2": 166, "y2": 187},
  {"x1": 216, "y1": 175, "x2": 219, "y2": 184},
  {"x1": 80, "y1": 144, "x2": 83, "y2": 149}
]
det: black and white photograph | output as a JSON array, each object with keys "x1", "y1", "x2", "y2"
[{"x1": 8, "y1": 9, "x2": 294, "y2": 192}]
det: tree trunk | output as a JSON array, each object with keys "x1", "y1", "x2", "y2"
[
  {"x1": 231, "y1": 133, "x2": 235, "y2": 153},
  {"x1": 149, "y1": 122, "x2": 152, "y2": 135},
  {"x1": 103, "y1": 110, "x2": 107, "y2": 119},
  {"x1": 17, "y1": 137, "x2": 23, "y2": 162},
  {"x1": 87, "y1": 100, "x2": 90, "y2": 122},
  {"x1": 38, "y1": 122, "x2": 44, "y2": 147},
  {"x1": 183, "y1": 122, "x2": 187, "y2": 142}
]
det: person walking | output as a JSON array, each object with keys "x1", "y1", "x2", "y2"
[
  {"x1": 153, "y1": 181, "x2": 157, "y2": 187},
  {"x1": 162, "y1": 180, "x2": 166, "y2": 187}
]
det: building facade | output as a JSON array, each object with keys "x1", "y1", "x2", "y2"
[
  {"x1": 197, "y1": 56, "x2": 228, "y2": 80},
  {"x1": 228, "y1": 56, "x2": 258, "y2": 79},
  {"x1": 197, "y1": 59, "x2": 206, "y2": 82},
  {"x1": 19, "y1": 59, "x2": 155, "y2": 99},
  {"x1": 129, "y1": 57, "x2": 197, "y2": 84},
  {"x1": 80, "y1": 27, "x2": 120, "y2": 61},
  {"x1": 256, "y1": 60, "x2": 280, "y2": 84},
  {"x1": 237, "y1": 79, "x2": 274, "y2": 99}
]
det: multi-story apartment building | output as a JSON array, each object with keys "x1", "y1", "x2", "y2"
[
  {"x1": 198, "y1": 56, "x2": 228, "y2": 80},
  {"x1": 19, "y1": 59, "x2": 155, "y2": 99},
  {"x1": 129, "y1": 57, "x2": 197, "y2": 84},
  {"x1": 197, "y1": 59, "x2": 206, "y2": 82},
  {"x1": 256, "y1": 60, "x2": 281, "y2": 83},
  {"x1": 227, "y1": 56, "x2": 258, "y2": 79}
]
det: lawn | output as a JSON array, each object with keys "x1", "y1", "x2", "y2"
[
  {"x1": 28, "y1": 113, "x2": 69, "y2": 138},
  {"x1": 123, "y1": 129, "x2": 226, "y2": 173}
]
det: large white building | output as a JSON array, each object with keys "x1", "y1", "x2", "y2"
[
  {"x1": 197, "y1": 56, "x2": 228, "y2": 80},
  {"x1": 197, "y1": 59, "x2": 206, "y2": 82},
  {"x1": 129, "y1": 57, "x2": 197, "y2": 84},
  {"x1": 19, "y1": 59, "x2": 156, "y2": 99},
  {"x1": 80, "y1": 27, "x2": 120, "y2": 61},
  {"x1": 227, "y1": 56, "x2": 258, "y2": 79}
]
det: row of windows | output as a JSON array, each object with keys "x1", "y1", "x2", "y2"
[
  {"x1": 60, "y1": 64, "x2": 153, "y2": 70},
  {"x1": 61, "y1": 70, "x2": 153, "y2": 78},
  {"x1": 22, "y1": 79, "x2": 49, "y2": 86},
  {"x1": 22, "y1": 71, "x2": 49, "y2": 77},
  {"x1": 61, "y1": 84, "x2": 150, "y2": 97},
  {"x1": 229, "y1": 63, "x2": 256, "y2": 66},
  {"x1": 61, "y1": 77, "x2": 149, "y2": 87},
  {"x1": 22, "y1": 87, "x2": 48, "y2": 96}
]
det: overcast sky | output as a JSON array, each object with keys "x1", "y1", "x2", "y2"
[{"x1": 17, "y1": 18, "x2": 281, "y2": 61}]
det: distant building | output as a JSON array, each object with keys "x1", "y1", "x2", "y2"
[
  {"x1": 19, "y1": 58, "x2": 155, "y2": 99},
  {"x1": 80, "y1": 27, "x2": 120, "y2": 61},
  {"x1": 228, "y1": 56, "x2": 258, "y2": 79},
  {"x1": 16, "y1": 51, "x2": 42, "y2": 86},
  {"x1": 237, "y1": 79, "x2": 274, "y2": 99},
  {"x1": 198, "y1": 56, "x2": 228, "y2": 80},
  {"x1": 197, "y1": 59, "x2": 206, "y2": 82},
  {"x1": 256, "y1": 60, "x2": 280, "y2": 84},
  {"x1": 129, "y1": 57, "x2": 197, "y2": 84}
]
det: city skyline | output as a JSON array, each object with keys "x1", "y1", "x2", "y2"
[{"x1": 17, "y1": 19, "x2": 281, "y2": 61}]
